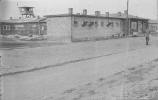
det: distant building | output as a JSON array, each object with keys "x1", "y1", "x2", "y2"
[
  {"x1": 45, "y1": 8, "x2": 148, "y2": 42},
  {"x1": 0, "y1": 7, "x2": 148, "y2": 42},
  {"x1": 0, "y1": 6, "x2": 47, "y2": 36},
  {"x1": 149, "y1": 20, "x2": 158, "y2": 32},
  {"x1": 0, "y1": 18, "x2": 47, "y2": 35}
]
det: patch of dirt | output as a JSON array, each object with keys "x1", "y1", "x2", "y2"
[{"x1": 44, "y1": 59, "x2": 158, "y2": 100}]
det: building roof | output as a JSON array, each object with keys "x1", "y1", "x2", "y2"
[
  {"x1": 18, "y1": 6, "x2": 34, "y2": 8},
  {"x1": 45, "y1": 12, "x2": 148, "y2": 20},
  {"x1": 108, "y1": 12, "x2": 148, "y2": 20},
  {"x1": 0, "y1": 17, "x2": 46, "y2": 24},
  {"x1": 149, "y1": 19, "x2": 158, "y2": 24}
]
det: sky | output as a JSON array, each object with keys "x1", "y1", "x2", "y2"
[{"x1": 0, "y1": 0, "x2": 157, "y2": 20}]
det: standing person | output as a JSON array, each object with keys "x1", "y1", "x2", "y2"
[{"x1": 145, "y1": 29, "x2": 150, "y2": 45}]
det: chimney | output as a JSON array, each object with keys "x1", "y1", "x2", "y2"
[
  {"x1": 95, "y1": 11, "x2": 101, "y2": 16},
  {"x1": 124, "y1": 10, "x2": 128, "y2": 15},
  {"x1": 105, "y1": 12, "x2": 109, "y2": 17},
  {"x1": 68, "y1": 8, "x2": 73, "y2": 15},
  {"x1": 37, "y1": 16, "x2": 40, "y2": 19},
  {"x1": 118, "y1": 12, "x2": 121, "y2": 16},
  {"x1": 10, "y1": 17, "x2": 13, "y2": 20},
  {"x1": 83, "y1": 9, "x2": 87, "y2": 15},
  {"x1": 76, "y1": 13, "x2": 80, "y2": 15}
]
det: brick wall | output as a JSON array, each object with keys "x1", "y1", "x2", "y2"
[{"x1": 71, "y1": 16, "x2": 123, "y2": 41}]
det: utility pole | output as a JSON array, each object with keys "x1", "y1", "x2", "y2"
[
  {"x1": 126, "y1": 0, "x2": 129, "y2": 36},
  {"x1": 157, "y1": 0, "x2": 158, "y2": 20}
]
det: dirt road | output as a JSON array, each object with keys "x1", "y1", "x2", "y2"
[{"x1": 1, "y1": 36, "x2": 158, "y2": 100}]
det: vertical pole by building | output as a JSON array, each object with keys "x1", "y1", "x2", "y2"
[
  {"x1": 126, "y1": 0, "x2": 129, "y2": 36},
  {"x1": 157, "y1": 0, "x2": 158, "y2": 20},
  {"x1": 0, "y1": 77, "x2": 1, "y2": 100},
  {"x1": 38, "y1": 21, "x2": 41, "y2": 36}
]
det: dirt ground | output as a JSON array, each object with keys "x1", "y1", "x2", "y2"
[
  {"x1": 1, "y1": 36, "x2": 158, "y2": 100},
  {"x1": 43, "y1": 58, "x2": 158, "y2": 100}
]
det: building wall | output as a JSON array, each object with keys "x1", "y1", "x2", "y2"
[
  {"x1": 0, "y1": 23, "x2": 14, "y2": 35},
  {"x1": 129, "y1": 20, "x2": 148, "y2": 35},
  {"x1": 71, "y1": 16, "x2": 123, "y2": 41},
  {"x1": 138, "y1": 21, "x2": 143, "y2": 32},
  {"x1": 149, "y1": 23, "x2": 158, "y2": 32},
  {"x1": 0, "y1": 22, "x2": 47, "y2": 36},
  {"x1": 47, "y1": 17, "x2": 71, "y2": 42}
]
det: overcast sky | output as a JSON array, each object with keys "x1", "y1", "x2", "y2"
[{"x1": 0, "y1": 0, "x2": 157, "y2": 20}]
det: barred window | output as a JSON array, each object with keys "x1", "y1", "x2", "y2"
[
  {"x1": 106, "y1": 22, "x2": 113, "y2": 27},
  {"x1": 74, "y1": 21, "x2": 78, "y2": 25},
  {"x1": 2, "y1": 25, "x2": 10, "y2": 30}
]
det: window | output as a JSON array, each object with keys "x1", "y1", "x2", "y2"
[
  {"x1": 15, "y1": 24, "x2": 24, "y2": 30},
  {"x1": 88, "y1": 22, "x2": 94, "y2": 27},
  {"x1": 101, "y1": 22, "x2": 104, "y2": 27},
  {"x1": 82, "y1": 21, "x2": 88, "y2": 27},
  {"x1": 7, "y1": 25, "x2": 10, "y2": 30},
  {"x1": 115, "y1": 22, "x2": 120, "y2": 27},
  {"x1": 155, "y1": 26, "x2": 157, "y2": 30},
  {"x1": 11, "y1": 26, "x2": 15, "y2": 30},
  {"x1": 131, "y1": 22, "x2": 137, "y2": 30},
  {"x1": 74, "y1": 21, "x2": 78, "y2": 27},
  {"x1": 41, "y1": 26, "x2": 45, "y2": 30},
  {"x1": 3, "y1": 25, "x2": 6, "y2": 30},
  {"x1": 29, "y1": 8, "x2": 33, "y2": 11},
  {"x1": 21, "y1": 8, "x2": 25, "y2": 12},
  {"x1": 32, "y1": 24, "x2": 37, "y2": 28},
  {"x1": 111, "y1": 22, "x2": 114, "y2": 27},
  {"x1": 2, "y1": 25, "x2": 11, "y2": 30},
  {"x1": 106, "y1": 22, "x2": 113, "y2": 27},
  {"x1": 15, "y1": 24, "x2": 24, "y2": 27},
  {"x1": 74, "y1": 21, "x2": 78, "y2": 25},
  {"x1": 95, "y1": 21, "x2": 98, "y2": 27}
]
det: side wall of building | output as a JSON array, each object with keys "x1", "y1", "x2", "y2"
[
  {"x1": 47, "y1": 17, "x2": 72, "y2": 42},
  {"x1": 71, "y1": 16, "x2": 123, "y2": 41},
  {"x1": 0, "y1": 22, "x2": 47, "y2": 36},
  {"x1": 149, "y1": 23, "x2": 158, "y2": 32},
  {"x1": 130, "y1": 20, "x2": 148, "y2": 34}
]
